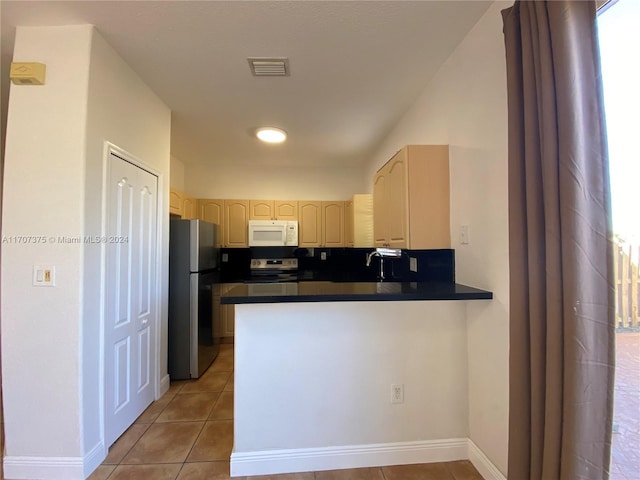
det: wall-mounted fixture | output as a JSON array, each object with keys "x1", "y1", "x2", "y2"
[
  {"x1": 10, "y1": 62, "x2": 46, "y2": 85},
  {"x1": 256, "y1": 127, "x2": 287, "y2": 143}
]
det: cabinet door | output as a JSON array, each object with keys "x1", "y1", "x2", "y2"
[
  {"x1": 169, "y1": 189, "x2": 183, "y2": 216},
  {"x1": 386, "y1": 151, "x2": 408, "y2": 249},
  {"x1": 182, "y1": 196, "x2": 196, "y2": 220},
  {"x1": 345, "y1": 200, "x2": 354, "y2": 247},
  {"x1": 220, "y1": 283, "x2": 239, "y2": 338},
  {"x1": 321, "y1": 201, "x2": 345, "y2": 247},
  {"x1": 298, "y1": 201, "x2": 322, "y2": 247},
  {"x1": 249, "y1": 200, "x2": 274, "y2": 220},
  {"x1": 353, "y1": 194, "x2": 373, "y2": 247},
  {"x1": 372, "y1": 172, "x2": 387, "y2": 247},
  {"x1": 224, "y1": 200, "x2": 249, "y2": 248},
  {"x1": 198, "y1": 199, "x2": 225, "y2": 247},
  {"x1": 221, "y1": 304, "x2": 235, "y2": 337},
  {"x1": 274, "y1": 201, "x2": 298, "y2": 221},
  {"x1": 212, "y1": 285, "x2": 222, "y2": 339},
  {"x1": 406, "y1": 145, "x2": 451, "y2": 249}
]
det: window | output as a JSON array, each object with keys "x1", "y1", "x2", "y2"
[{"x1": 597, "y1": 1, "x2": 640, "y2": 478}]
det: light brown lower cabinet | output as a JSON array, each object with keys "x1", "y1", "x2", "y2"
[
  {"x1": 216, "y1": 283, "x2": 240, "y2": 339},
  {"x1": 213, "y1": 285, "x2": 222, "y2": 339},
  {"x1": 221, "y1": 303, "x2": 235, "y2": 338}
]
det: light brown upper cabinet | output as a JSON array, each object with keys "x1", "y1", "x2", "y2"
[
  {"x1": 170, "y1": 188, "x2": 197, "y2": 219},
  {"x1": 249, "y1": 200, "x2": 298, "y2": 221},
  {"x1": 299, "y1": 201, "x2": 322, "y2": 247},
  {"x1": 198, "y1": 199, "x2": 224, "y2": 247},
  {"x1": 321, "y1": 201, "x2": 345, "y2": 247},
  {"x1": 299, "y1": 201, "x2": 346, "y2": 247},
  {"x1": 373, "y1": 145, "x2": 450, "y2": 249},
  {"x1": 224, "y1": 200, "x2": 250, "y2": 248},
  {"x1": 182, "y1": 194, "x2": 197, "y2": 220},
  {"x1": 169, "y1": 188, "x2": 183, "y2": 216},
  {"x1": 345, "y1": 199, "x2": 354, "y2": 247},
  {"x1": 373, "y1": 174, "x2": 386, "y2": 246},
  {"x1": 249, "y1": 200, "x2": 274, "y2": 220},
  {"x1": 349, "y1": 194, "x2": 374, "y2": 247},
  {"x1": 274, "y1": 201, "x2": 298, "y2": 221}
]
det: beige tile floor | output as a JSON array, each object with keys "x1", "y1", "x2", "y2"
[{"x1": 88, "y1": 344, "x2": 484, "y2": 480}]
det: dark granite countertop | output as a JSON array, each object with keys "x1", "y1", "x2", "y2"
[{"x1": 220, "y1": 281, "x2": 492, "y2": 304}]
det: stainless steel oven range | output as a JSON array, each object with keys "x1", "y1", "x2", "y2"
[{"x1": 246, "y1": 258, "x2": 299, "y2": 283}]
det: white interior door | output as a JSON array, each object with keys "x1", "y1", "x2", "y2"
[{"x1": 105, "y1": 152, "x2": 158, "y2": 446}]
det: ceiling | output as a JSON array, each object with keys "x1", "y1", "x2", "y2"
[{"x1": 1, "y1": 1, "x2": 491, "y2": 168}]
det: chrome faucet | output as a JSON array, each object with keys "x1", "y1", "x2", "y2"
[
  {"x1": 365, "y1": 250, "x2": 380, "y2": 267},
  {"x1": 366, "y1": 248, "x2": 402, "y2": 281}
]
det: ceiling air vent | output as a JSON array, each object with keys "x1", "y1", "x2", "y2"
[{"x1": 248, "y1": 58, "x2": 290, "y2": 77}]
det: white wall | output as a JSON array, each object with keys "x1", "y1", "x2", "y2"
[
  {"x1": 2, "y1": 26, "x2": 91, "y2": 466},
  {"x1": 185, "y1": 161, "x2": 367, "y2": 200},
  {"x1": 363, "y1": 2, "x2": 510, "y2": 474},
  {"x1": 233, "y1": 301, "x2": 468, "y2": 475},
  {"x1": 1, "y1": 25, "x2": 171, "y2": 479},
  {"x1": 170, "y1": 155, "x2": 185, "y2": 191}
]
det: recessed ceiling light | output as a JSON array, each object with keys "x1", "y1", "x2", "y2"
[{"x1": 256, "y1": 127, "x2": 287, "y2": 143}]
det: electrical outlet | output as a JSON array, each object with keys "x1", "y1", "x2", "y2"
[
  {"x1": 320, "y1": 251, "x2": 327, "y2": 261},
  {"x1": 222, "y1": 253, "x2": 229, "y2": 262},
  {"x1": 391, "y1": 384, "x2": 404, "y2": 404},
  {"x1": 409, "y1": 257, "x2": 418, "y2": 272}
]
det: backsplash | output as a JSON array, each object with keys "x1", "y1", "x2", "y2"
[{"x1": 220, "y1": 247, "x2": 455, "y2": 283}]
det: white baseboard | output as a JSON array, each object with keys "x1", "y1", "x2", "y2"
[
  {"x1": 83, "y1": 441, "x2": 107, "y2": 478},
  {"x1": 3, "y1": 441, "x2": 106, "y2": 480},
  {"x1": 4, "y1": 455, "x2": 85, "y2": 480},
  {"x1": 159, "y1": 374, "x2": 170, "y2": 397},
  {"x1": 230, "y1": 438, "x2": 468, "y2": 477},
  {"x1": 468, "y1": 440, "x2": 507, "y2": 480}
]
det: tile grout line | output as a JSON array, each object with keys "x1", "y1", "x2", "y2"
[
  {"x1": 174, "y1": 460, "x2": 187, "y2": 480},
  {"x1": 101, "y1": 402, "x2": 158, "y2": 473},
  {"x1": 97, "y1": 349, "x2": 235, "y2": 479},
  {"x1": 180, "y1": 415, "x2": 213, "y2": 466}
]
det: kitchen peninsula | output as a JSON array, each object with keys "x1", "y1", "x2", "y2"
[
  {"x1": 222, "y1": 280, "x2": 491, "y2": 304},
  {"x1": 222, "y1": 279, "x2": 492, "y2": 477}
]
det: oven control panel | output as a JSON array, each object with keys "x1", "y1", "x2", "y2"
[{"x1": 250, "y1": 258, "x2": 299, "y2": 271}]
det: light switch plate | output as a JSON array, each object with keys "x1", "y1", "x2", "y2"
[
  {"x1": 460, "y1": 225, "x2": 470, "y2": 245},
  {"x1": 33, "y1": 265, "x2": 55, "y2": 286}
]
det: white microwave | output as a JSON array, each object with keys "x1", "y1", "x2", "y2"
[{"x1": 248, "y1": 220, "x2": 298, "y2": 247}]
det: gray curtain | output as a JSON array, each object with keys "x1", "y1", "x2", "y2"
[{"x1": 502, "y1": 2, "x2": 615, "y2": 479}]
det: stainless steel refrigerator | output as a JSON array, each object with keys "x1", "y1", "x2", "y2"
[{"x1": 168, "y1": 219, "x2": 220, "y2": 379}]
